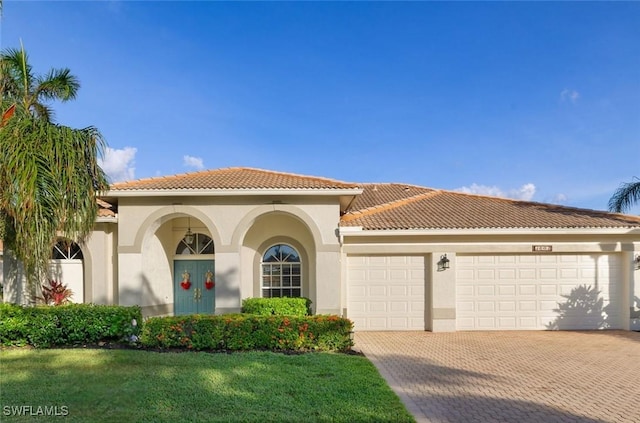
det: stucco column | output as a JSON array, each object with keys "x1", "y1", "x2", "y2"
[
  {"x1": 629, "y1": 249, "x2": 640, "y2": 330},
  {"x1": 213, "y1": 250, "x2": 242, "y2": 314},
  {"x1": 430, "y1": 252, "x2": 457, "y2": 332},
  {"x1": 2, "y1": 251, "x2": 30, "y2": 305},
  {"x1": 118, "y1": 252, "x2": 144, "y2": 307},
  {"x1": 315, "y1": 249, "x2": 342, "y2": 315}
]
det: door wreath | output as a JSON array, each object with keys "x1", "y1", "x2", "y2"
[
  {"x1": 204, "y1": 270, "x2": 215, "y2": 290},
  {"x1": 180, "y1": 270, "x2": 191, "y2": 290}
]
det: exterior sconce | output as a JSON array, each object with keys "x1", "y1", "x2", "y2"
[
  {"x1": 635, "y1": 254, "x2": 640, "y2": 271},
  {"x1": 437, "y1": 254, "x2": 450, "y2": 272},
  {"x1": 184, "y1": 217, "x2": 194, "y2": 245}
]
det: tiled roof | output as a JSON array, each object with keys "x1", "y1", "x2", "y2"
[
  {"x1": 341, "y1": 187, "x2": 640, "y2": 230},
  {"x1": 110, "y1": 167, "x2": 359, "y2": 191},
  {"x1": 347, "y1": 183, "x2": 436, "y2": 211},
  {"x1": 97, "y1": 199, "x2": 116, "y2": 217}
]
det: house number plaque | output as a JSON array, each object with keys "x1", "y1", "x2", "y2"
[{"x1": 532, "y1": 245, "x2": 552, "y2": 252}]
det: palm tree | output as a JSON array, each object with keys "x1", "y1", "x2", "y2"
[
  {"x1": 608, "y1": 178, "x2": 640, "y2": 214},
  {"x1": 1, "y1": 45, "x2": 79, "y2": 122},
  {"x1": 0, "y1": 45, "x2": 109, "y2": 302}
]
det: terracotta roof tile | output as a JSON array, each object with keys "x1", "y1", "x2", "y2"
[
  {"x1": 346, "y1": 183, "x2": 436, "y2": 211},
  {"x1": 97, "y1": 199, "x2": 116, "y2": 217},
  {"x1": 110, "y1": 167, "x2": 359, "y2": 191},
  {"x1": 341, "y1": 189, "x2": 640, "y2": 230}
]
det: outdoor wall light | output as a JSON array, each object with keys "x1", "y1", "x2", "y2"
[
  {"x1": 437, "y1": 254, "x2": 450, "y2": 272},
  {"x1": 184, "y1": 217, "x2": 195, "y2": 245},
  {"x1": 634, "y1": 254, "x2": 640, "y2": 271}
]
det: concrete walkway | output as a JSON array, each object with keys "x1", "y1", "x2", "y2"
[{"x1": 354, "y1": 331, "x2": 640, "y2": 423}]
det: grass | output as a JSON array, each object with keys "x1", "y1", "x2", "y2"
[{"x1": 0, "y1": 348, "x2": 415, "y2": 423}]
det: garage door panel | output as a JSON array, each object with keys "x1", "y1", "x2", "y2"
[
  {"x1": 348, "y1": 255, "x2": 425, "y2": 331},
  {"x1": 539, "y1": 285, "x2": 557, "y2": 295},
  {"x1": 369, "y1": 286, "x2": 387, "y2": 296},
  {"x1": 369, "y1": 301, "x2": 387, "y2": 312},
  {"x1": 498, "y1": 268, "x2": 516, "y2": 279},
  {"x1": 457, "y1": 254, "x2": 622, "y2": 330},
  {"x1": 498, "y1": 301, "x2": 516, "y2": 312},
  {"x1": 498, "y1": 285, "x2": 516, "y2": 295},
  {"x1": 478, "y1": 269, "x2": 496, "y2": 279},
  {"x1": 519, "y1": 301, "x2": 536, "y2": 311},
  {"x1": 519, "y1": 285, "x2": 536, "y2": 295},
  {"x1": 518, "y1": 269, "x2": 536, "y2": 279}
]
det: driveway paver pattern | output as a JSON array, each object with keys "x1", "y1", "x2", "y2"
[{"x1": 354, "y1": 331, "x2": 640, "y2": 423}]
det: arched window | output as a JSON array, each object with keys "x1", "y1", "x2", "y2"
[
  {"x1": 51, "y1": 240, "x2": 83, "y2": 260},
  {"x1": 175, "y1": 233, "x2": 214, "y2": 255},
  {"x1": 261, "y1": 244, "x2": 301, "y2": 298}
]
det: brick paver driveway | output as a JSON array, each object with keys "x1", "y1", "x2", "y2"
[{"x1": 354, "y1": 331, "x2": 640, "y2": 423}]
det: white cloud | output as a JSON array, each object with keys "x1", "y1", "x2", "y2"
[
  {"x1": 560, "y1": 88, "x2": 580, "y2": 103},
  {"x1": 551, "y1": 193, "x2": 568, "y2": 203},
  {"x1": 509, "y1": 183, "x2": 536, "y2": 201},
  {"x1": 456, "y1": 183, "x2": 537, "y2": 201},
  {"x1": 183, "y1": 155, "x2": 204, "y2": 170},
  {"x1": 99, "y1": 147, "x2": 136, "y2": 182}
]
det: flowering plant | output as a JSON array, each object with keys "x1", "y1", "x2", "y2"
[{"x1": 40, "y1": 280, "x2": 73, "y2": 305}]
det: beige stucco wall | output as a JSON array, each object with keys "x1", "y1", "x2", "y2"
[{"x1": 113, "y1": 196, "x2": 343, "y2": 317}]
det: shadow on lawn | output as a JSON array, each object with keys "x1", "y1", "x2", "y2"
[{"x1": 0, "y1": 349, "x2": 411, "y2": 423}]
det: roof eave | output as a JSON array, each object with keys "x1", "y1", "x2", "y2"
[
  {"x1": 96, "y1": 216, "x2": 118, "y2": 223},
  {"x1": 106, "y1": 188, "x2": 364, "y2": 197},
  {"x1": 338, "y1": 227, "x2": 640, "y2": 236}
]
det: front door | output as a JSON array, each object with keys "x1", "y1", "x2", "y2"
[{"x1": 174, "y1": 260, "x2": 215, "y2": 315}]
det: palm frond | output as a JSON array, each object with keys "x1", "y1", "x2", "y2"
[
  {"x1": 35, "y1": 68, "x2": 79, "y2": 102},
  {"x1": 0, "y1": 117, "x2": 109, "y2": 294},
  {"x1": 608, "y1": 178, "x2": 640, "y2": 213}
]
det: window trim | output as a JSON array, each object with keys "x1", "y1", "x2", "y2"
[{"x1": 261, "y1": 243, "x2": 302, "y2": 298}]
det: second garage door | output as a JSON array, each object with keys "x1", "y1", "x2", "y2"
[
  {"x1": 456, "y1": 254, "x2": 623, "y2": 330},
  {"x1": 347, "y1": 255, "x2": 426, "y2": 331}
]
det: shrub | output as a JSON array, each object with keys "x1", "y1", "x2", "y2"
[
  {"x1": 40, "y1": 280, "x2": 73, "y2": 305},
  {"x1": 0, "y1": 303, "x2": 142, "y2": 348},
  {"x1": 241, "y1": 297, "x2": 312, "y2": 316},
  {"x1": 140, "y1": 314, "x2": 353, "y2": 352}
]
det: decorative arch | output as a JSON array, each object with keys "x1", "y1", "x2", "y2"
[
  {"x1": 230, "y1": 205, "x2": 324, "y2": 251},
  {"x1": 129, "y1": 205, "x2": 222, "y2": 254}
]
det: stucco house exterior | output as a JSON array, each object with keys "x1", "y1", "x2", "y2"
[{"x1": 3, "y1": 167, "x2": 640, "y2": 332}]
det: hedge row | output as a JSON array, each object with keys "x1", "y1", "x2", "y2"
[
  {"x1": 140, "y1": 314, "x2": 353, "y2": 352},
  {"x1": 0, "y1": 303, "x2": 142, "y2": 348},
  {"x1": 241, "y1": 297, "x2": 312, "y2": 316}
]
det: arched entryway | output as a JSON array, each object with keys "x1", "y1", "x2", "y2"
[{"x1": 173, "y1": 231, "x2": 215, "y2": 315}]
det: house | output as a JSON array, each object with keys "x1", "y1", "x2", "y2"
[{"x1": 3, "y1": 167, "x2": 640, "y2": 331}]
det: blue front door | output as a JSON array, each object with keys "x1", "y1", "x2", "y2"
[{"x1": 174, "y1": 260, "x2": 215, "y2": 315}]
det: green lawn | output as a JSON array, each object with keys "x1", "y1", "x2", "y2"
[{"x1": 0, "y1": 349, "x2": 415, "y2": 423}]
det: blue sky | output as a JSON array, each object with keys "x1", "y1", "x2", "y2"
[{"x1": 2, "y1": 1, "x2": 639, "y2": 213}]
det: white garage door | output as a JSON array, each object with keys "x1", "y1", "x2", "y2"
[
  {"x1": 457, "y1": 254, "x2": 622, "y2": 330},
  {"x1": 347, "y1": 255, "x2": 425, "y2": 331}
]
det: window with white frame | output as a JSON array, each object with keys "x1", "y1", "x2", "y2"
[
  {"x1": 261, "y1": 244, "x2": 301, "y2": 298},
  {"x1": 175, "y1": 233, "x2": 214, "y2": 255},
  {"x1": 51, "y1": 240, "x2": 83, "y2": 260}
]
